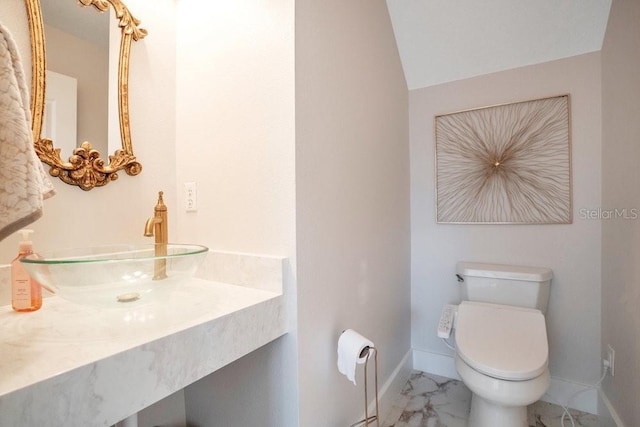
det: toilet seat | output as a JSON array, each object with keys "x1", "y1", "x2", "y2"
[{"x1": 455, "y1": 301, "x2": 548, "y2": 381}]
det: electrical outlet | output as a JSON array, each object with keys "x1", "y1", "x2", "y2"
[
  {"x1": 605, "y1": 344, "x2": 615, "y2": 376},
  {"x1": 184, "y1": 182, "x2": 197, "y2": 212}
]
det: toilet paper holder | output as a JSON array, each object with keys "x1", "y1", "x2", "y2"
[{"x1": 350, "y1": 345, "x2": 379, "y2": 427}]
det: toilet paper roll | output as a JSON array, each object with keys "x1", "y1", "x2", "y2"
[{"x1": 337, "y1": 329, "x2": 374, "y2": 385}]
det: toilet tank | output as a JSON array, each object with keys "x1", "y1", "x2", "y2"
[{"x1": 457, "y1": 262, "x2": 553, "y2": 313}]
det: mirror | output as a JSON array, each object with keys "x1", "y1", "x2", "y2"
[{"x1": 25, "y1": 0, "x2": 147, "y2": 191}]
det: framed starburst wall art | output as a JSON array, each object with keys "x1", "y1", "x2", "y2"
[{"x1": 435, "y1": 94, "x2": 572, "y2": 224}]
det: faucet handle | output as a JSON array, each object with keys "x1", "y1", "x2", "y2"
[{"x1": 155, "y1": 191, "x2": 166, "y2": 211}]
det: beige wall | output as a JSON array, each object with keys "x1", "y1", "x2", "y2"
[
  {"x1": 295, "y1": 0, "x2": 411, "y2": 425},
  {"x1": 410, "y1": 53, "x2": 603, "y2": 387},
  {"x1": 601, "y1": 0, "x2": 640, "y2": 424}
]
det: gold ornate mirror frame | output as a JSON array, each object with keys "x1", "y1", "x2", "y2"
[{"x1": 24, "y1": 0, "x2": 147, "y2": 191}]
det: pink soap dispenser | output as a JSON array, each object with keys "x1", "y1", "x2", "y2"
[{"x1": 11, "y1": 229, "x2": 42, "y2": 312}]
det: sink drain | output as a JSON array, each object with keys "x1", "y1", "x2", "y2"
[{"x1": 117, "y1": 292, "x2": 141, "y2": 303}]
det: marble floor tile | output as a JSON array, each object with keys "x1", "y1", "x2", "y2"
[
  {"x1": 383, "y1": 371, "x2": 604, "y2": 427},
  {"x1": 527, "y1": 400, "x2": 602, "y2": 427}
]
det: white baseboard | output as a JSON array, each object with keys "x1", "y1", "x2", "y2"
[
  {"x1": 413, "y1": 348, "x2": 460, "y2": 380},
  {"x1": 544, "y1": 376, "x2": 598, "y2": 415},
  {"x1": 412, "y1": 348, "x2": 599, "y2": 415},
  {"x1": 357, "y1": 349, "x2": 412, "y2": 425},
  {"x1": 598, "y1": 389, "x2": 626, "y2": 427}
]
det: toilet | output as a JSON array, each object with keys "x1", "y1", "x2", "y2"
[{"x1": 446, "y1": 262, "x2": 553, "y2": 427}]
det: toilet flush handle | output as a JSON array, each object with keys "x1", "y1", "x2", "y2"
[{"x1": 456, "y1": 274, "x2": 464, "y2": 282}]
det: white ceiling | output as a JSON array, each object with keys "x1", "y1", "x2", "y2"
[
  {"x1": 40, "y1": 0, "x2": 109, "y2": 49},
  {"x1": 386, "y1": 0, "x2": 612, "y2": 90}
]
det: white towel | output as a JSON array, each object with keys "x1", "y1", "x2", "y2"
[{"x1": 0, "y1": 22, "x2": 54, "y2": 242}]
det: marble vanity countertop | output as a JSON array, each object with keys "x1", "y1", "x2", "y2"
[{"x1": 0, "y1": 278, "x2": 285, "y2": 426}]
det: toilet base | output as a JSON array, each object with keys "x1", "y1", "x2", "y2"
[
  {"x1": 455, "y1": 355, "x2": 550, "y2": 427},
  {"x1": 468, "y1": 394, "x2": 527, "y2": 427}
]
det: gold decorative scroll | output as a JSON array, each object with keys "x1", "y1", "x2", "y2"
[
  {"x1": 25, "y1": 0, "x2": 147, "y2": 191},
  {"x1": 34, "y1": 140, "x2": 141, "y2": 191},
  {"x1": 79, "y1": 0, "x2": 148, "y2": 41}
]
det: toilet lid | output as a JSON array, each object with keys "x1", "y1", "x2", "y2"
[{"x1": 455, "y1": 301, "x2": 548, "y2": 381}]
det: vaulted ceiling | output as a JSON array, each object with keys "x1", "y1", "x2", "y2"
[{"x1": 386, "y1": 0, "x2": 612, "y2": 90}]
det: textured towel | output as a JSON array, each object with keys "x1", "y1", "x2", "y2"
[{"x1": 0, "y1": 22, "x2": 54, "y2": 242}]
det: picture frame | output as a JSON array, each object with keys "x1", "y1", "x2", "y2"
[{"x1": 435, "y1": 94, "x2": 572, "y2": 224}]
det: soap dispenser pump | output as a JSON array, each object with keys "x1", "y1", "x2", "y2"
[{"x1": 11, "y1": 229, "x2": 42, "y2": 312}]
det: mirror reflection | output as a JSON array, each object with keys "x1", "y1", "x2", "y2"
[{"x1": 40, "y1": 0, "x2": 110, "y2": 156}]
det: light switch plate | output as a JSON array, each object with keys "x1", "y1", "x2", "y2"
[{"x1": 185, "y1": 182, "x2": 197, "y2": 212}]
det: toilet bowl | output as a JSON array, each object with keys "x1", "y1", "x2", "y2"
[{"x1": 454, "y1": 301, "x2": 550, "y2": 427}]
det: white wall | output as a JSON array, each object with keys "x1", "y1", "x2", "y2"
[
  {"x1": 175, "y1": 1, "x2": 297, "y2": 426},
  {"x1": 295, "y1": 1, "x2": 411, "y2": 425},
  {"x1": 410, "y1": 53, "x2": 603, "y2": 385},
  {"x1": 175, "y1": 0, "x2": 295, "y2": 257},
  {"x1": 185, "y1": 338, "x2": 291, "y2": 427},
  {"x1": 601, "y1": 0, "x2": 640, "y2": 424}
]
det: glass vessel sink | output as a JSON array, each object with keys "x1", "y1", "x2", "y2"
[{"x1": 21, "y1": 244, "x2": 208, "y2": 307}]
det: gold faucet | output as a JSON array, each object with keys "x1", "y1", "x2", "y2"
[{"x1": 144, "y1": 191, "x2": 168, "y2": 280}]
